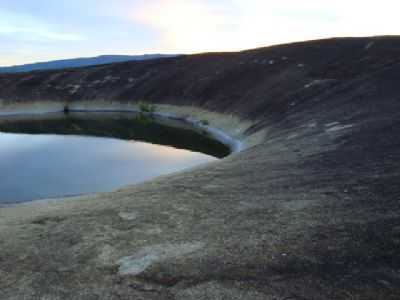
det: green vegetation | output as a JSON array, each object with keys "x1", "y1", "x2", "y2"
[
  {"x1": 138, "y1": 101, "x2": 156, "y2": 114},
  {"x1": 200, "y1": 119, "x2": 210, "y2": 126}
]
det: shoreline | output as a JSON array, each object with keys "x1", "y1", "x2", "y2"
[{"x1": 0, "y1": 103, "x2": 247, "y2": 154}]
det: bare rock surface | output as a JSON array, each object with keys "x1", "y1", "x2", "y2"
[
  {"x1": 1, "y1": 37, "x2": 400, "y2": 299},
  {"x1": 117, "y1": 242, "x2": 205, "y2": 276}
]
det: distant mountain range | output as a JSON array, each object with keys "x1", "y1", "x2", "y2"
[{"x1": 0, "y1": 54, "x2": 180, "y2": 73}]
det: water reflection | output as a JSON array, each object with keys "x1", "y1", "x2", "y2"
[{"x1": 0, "y1": 113, "x2": 223, "y2": 204}]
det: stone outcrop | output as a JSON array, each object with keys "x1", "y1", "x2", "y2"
[{"x1": 0, "y1": 37, "x2": 400, "y2": 299}]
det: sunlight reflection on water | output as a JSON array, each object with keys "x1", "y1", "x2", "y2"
[{"x1": 0, "y1": 133, "x2": 216, "y2": 204}]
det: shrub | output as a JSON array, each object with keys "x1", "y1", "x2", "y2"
[
  {"x1": 138, "y1": 101, "x2": 156, "y2": 114},
  {"x1": 200, "y1": 119, "x2": 210, "y2": 126}
]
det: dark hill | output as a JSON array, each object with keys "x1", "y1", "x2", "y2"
[
  {"x1": 0, "y1": 54, "x2": 179, "y2": 74},
  {"x1": 0, "y1": 36, "x2": 399, "y2": 121}
]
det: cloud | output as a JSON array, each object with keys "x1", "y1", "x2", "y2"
[
  {"x1": 2, "y1": 0, "x2": 400, "y2": 66},
  {"x1": 0, "y1": 10, "x2": 84, "y2": 42},
  {"x1": 132, "y1": 0, "x2": 238, "y2": 53},
  {"x1": 132, "y1": 0, "x2": 400, "y2": 53}
]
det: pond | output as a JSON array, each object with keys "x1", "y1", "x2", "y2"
[{"x1": 0, "y1": 112, "x2": 230, "y2": 204}]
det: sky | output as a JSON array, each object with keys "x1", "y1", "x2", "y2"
[{"x1": 0, "y1": 0, "x2": 399, "y2": 66}]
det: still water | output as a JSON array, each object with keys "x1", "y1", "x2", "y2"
[{"x1": 0, "y1": 113, "x2": 227, "y2": 204}]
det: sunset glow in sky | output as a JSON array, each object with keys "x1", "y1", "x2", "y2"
[{"x1": 1, "y1": 0, "x2": 399, "y2": 66}]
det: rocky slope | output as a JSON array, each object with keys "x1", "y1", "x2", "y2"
[{"x1": 0, "y1": 36, "x2": 399, "y2": 299}]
